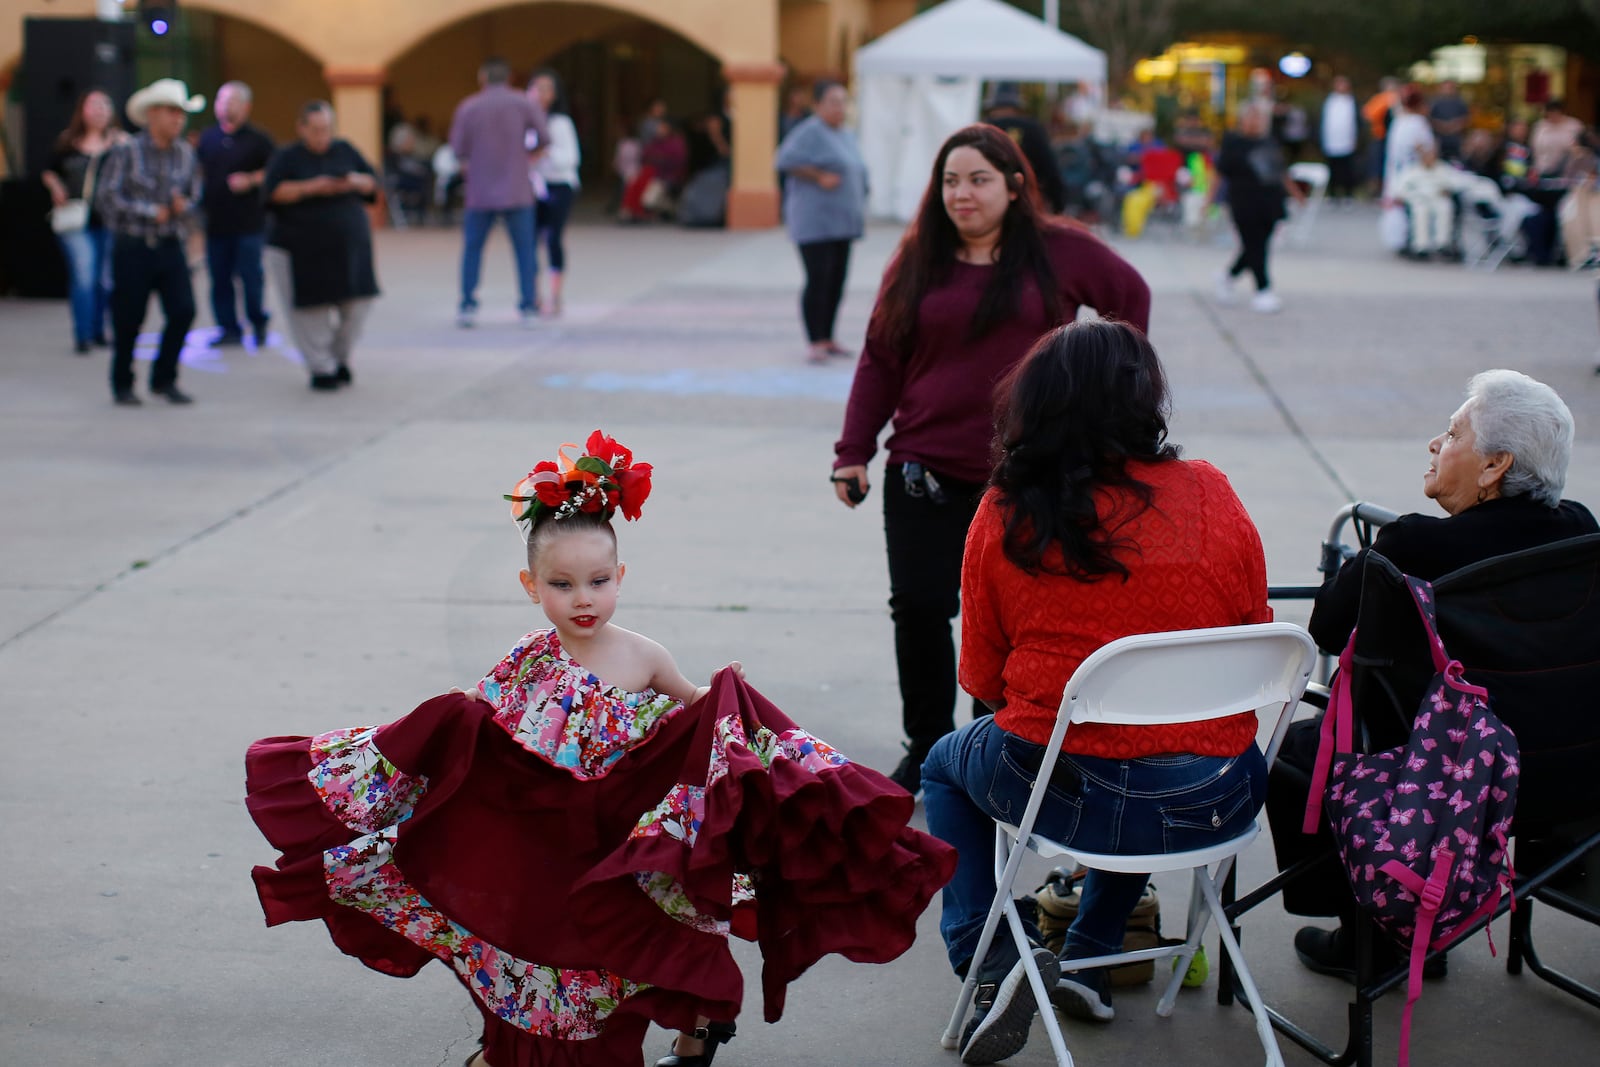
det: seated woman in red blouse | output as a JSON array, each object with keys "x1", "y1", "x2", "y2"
[{"x1": 924, "y1": 320, "x2": 1271, "y2": 1066}]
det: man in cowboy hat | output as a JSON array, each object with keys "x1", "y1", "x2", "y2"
[{"x1": 95, "y1": 78, "x2": 205, "y2": 406}]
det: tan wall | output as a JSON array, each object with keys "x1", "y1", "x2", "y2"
[
  {"x1": 386, "y1": 4, "x2": 635, "y2": 136},
  {"x1": 779, "y1": 0, "x2": 878, "y2": 80},
  {"x1": 871, "y1": 0, "x2": 919, "y2": 39},
  {"x1": 780, "y1": 4, "x2": 832, "y2": 76}
]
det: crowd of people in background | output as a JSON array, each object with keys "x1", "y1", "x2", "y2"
[
  {"x1": 1060, "y1": 73, "x2": 1600, "y2": 277},
  {"x1": 45, "y1": 62, "x2": 1600, "y2": 396},
  {"x1": 43, "y1": 76, "x2": 379, "y2": 404}
]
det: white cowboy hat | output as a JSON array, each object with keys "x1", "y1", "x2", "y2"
[{"x1": 126, "y1": 79, "x2": 206, "y2": 127}]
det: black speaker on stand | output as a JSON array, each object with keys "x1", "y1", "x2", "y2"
[
  {"x1": 1, "y1": 18, "x2": 136, "y2": 298},
  {"x1": 21, "y1": 17, "x2": 137, "y2": 176}
]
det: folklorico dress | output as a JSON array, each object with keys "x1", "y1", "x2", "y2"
[{"x1": 245, "y1": 629, "x2": 956, "y2": 1066}]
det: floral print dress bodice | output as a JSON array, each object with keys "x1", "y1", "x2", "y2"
[{"x1": 478, "y1": 629, "x2": 685, "y2": 780}]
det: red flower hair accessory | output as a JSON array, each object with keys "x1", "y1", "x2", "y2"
[{"x1": 505, "y1": 430, "x2": 653, "y2": 537}]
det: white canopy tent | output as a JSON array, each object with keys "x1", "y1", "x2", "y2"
[{"x1": 853, "y1": 0, "x2": 1106, "y2": 220}]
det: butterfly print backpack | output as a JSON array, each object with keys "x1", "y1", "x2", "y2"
[{"x1": 1303, "y1": 575, "x2": 1519, "y2": 1067}]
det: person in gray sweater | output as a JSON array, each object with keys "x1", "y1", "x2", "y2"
[{"x1": 775, "y1": 81, "x2": 868, "y2": 364}]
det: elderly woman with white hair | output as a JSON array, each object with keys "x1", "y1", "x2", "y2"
[
  {"x1": 1307, "y1": 368, "x2": 1595, "y2": 650},
  {"x1": 1271, "y1": 368, "x2": 1597, "y2": 980}
]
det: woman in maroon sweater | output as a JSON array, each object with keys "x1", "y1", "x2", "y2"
[{"x1": 830, "y1": 124, "x2": 1151, "y2": 796}]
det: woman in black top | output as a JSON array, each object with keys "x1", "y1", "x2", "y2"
[
  {"x1": 40, "y1": 89, "x2": 126, "y2": 353},
  {"x1": 1214, "y1": 104, "x2": 1302, "y2": 314},
  {"x1": 1272, "y1": 369, "x2": 1596, "y2": 978},
  {"x1": 263, "y1": 101, "x2": 380, "y2": 391}
]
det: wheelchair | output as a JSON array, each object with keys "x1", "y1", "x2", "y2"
[{"x1": 1222, "y1": 503, "x2": 1600, "y2": 1067}]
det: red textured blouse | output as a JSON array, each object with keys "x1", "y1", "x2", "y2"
[{"x1": 959, "y1": 459, "x2": 1271, "y2": 758}]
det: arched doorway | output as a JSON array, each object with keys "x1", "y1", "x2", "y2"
[
  {"x1": 115, "y1": 6, "x2": 328, "y2": 142},
  {"x1": 387, "y1": 3, "x2": 724, "y2": 195}
]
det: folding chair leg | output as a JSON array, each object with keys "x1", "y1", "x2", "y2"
[
  {"x1": 1198, "y1": 872, "x2": 1287, "y2": 1067},
  {"x1": 1157, "y1": 864, "x2": 1222, "y2": 1016},
  {"x1": 1507, "y1": 897, "x2": 1531, "y2": 975},
  {"x1": 941, "y1": 829, "x2": 1036, "y2": 1049}
]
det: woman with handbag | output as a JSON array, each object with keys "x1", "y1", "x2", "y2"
[{"x1": 41, "y1": 89, "x2": 126, "y2": 354}]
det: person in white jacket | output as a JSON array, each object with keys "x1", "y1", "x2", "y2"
[
  {"x1": 1393, "y1": 143, "x2": 1474, "y2": 257},
  {"x1": 528, "y1": 69, "x2": 582, "y2": 316},
  {"x1": 1383, "y1": 86, "x2": 1435, "y2": 203}
]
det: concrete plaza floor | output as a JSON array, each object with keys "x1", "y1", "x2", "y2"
[{"x1": 3, "y1": 206, "x2": 1600, "y2": 1066}]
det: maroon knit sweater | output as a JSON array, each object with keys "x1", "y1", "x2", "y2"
[{"x1": 834, "y1": 225, "x2": 1151, "y2": 484}]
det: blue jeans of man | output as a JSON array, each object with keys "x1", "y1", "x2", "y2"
[
  {"x1": 922, "y1": 715, "x2": 1267, "y2": 974},
  {"x1": 459, "y1": 205, "x2": 537, "y2": 312},
  {"x1": 206, "y1": 232, "x2": 268, "y2": 336},
  {"x1": 57, "y1": 225, "x2": 111, "y2": 346}
]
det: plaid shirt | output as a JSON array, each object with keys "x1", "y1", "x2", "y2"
[{"x1": 95, "y1": 132, "x2": 202, "y2": 241}]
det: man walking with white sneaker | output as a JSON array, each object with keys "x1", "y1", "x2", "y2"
[
  {"x1": 96, "y1": 79, "x2": 205, "y2": 406},
  {"x1": 1215, "y1": 104, "x2": 1304, "y2": 314}
]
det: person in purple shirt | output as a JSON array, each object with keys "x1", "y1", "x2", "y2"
[
  {"x1": 448, "y1": 57, "x2": 548, "y2": 328},
  {"x1": 829, "y1": 124, "x2": 1150, "y2": 800}
]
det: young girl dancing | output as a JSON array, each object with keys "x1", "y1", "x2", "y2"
[{"x1": 245, "y1": 431, "x2": 956, "y2": 1067}]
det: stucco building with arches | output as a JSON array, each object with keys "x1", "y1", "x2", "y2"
[{"x1": 2, "y1": 0, "x2": 920, "y2": 228}]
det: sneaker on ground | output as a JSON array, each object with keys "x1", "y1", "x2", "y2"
[
  {"x1": 521, "y1": 308, "x2": 541, "y2": 329},
  {"x1": 1051, "y1": 962, "x2": 1115, "y2": 1022},
  {"x1": 457, "y1": 306, "x2": 478, "y2": 329},
  {"x1": 887, "y1": 751, "x2": 923, "y2": 799},
  {"x1": 1213, "y1": 271, "x2": 1239, "y2": 305},
  {"x1": 1251, "y1": 289, "x2": 1283, "y2": 313},
  {"x1": 960, "y1": 946, "x2": 1059, "y2": 1065}
]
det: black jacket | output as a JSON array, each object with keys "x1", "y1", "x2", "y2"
[{"x1": 1310, "y1": 494, "x2": 1599, "y2": 654}]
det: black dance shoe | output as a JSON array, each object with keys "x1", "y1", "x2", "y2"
[
  {"x1": 654, "y1": 1022, "x2": 735, "y2": 1067},
  {"x1": 1294, "y1": 924, "x2": 1447, "y2": 983}
]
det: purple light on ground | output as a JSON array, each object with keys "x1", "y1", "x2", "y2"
[{"x1": 151, "y1": 19, "x2": 170, "y2": 35}]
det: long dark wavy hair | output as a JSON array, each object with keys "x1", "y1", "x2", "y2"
[
  {"x1": 991, "y1": 320, "x2": 1180, "y2": 580},
  {"x1": 874, "y1": 124, "x2": 1062, "y2": 352}
]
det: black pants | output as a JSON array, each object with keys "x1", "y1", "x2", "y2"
[
  {"x1": 536, "y1": 183, "x2": 575, "y2": 272},
  {"x1": 882, "y1": 463, "x2": 984, "y2": 758},
  {"x1": 1263, "y1": 716, "x2": 1356, "y2": 919},
  {"x1": 1228, "y1": 213, "x2": 1278, "y2": 291},
  {"x1": 1326, "y1": 153, "x2": 1357, "y2": 200},
  {"x1": 111, "y1": 234, "x2": 195, "y2": 395},
  {"x1": 797, "y1": 238, "x2": 851, "y2": 343}
]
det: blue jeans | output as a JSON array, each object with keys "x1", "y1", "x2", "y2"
[
  {"x1": 536, "y1": 183, "x2": 575, "y2": 272},
  {"x1": 206, "y1": 232, "x2": 268, "y2": 335},
  {"x1": 922, "y1": 715, "x2": 1267, "y2": 974},
  {"x1": 460, "y1": 205, "x2": 537, "y2": 312},
  {"x1": 57, "y1": 226, "x2": 111, "y2": 346}
]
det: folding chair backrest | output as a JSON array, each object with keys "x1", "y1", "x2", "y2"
[
  {"x1": 1465, "y1": 175, "x2": 1503, "y2": 209},
  {"x1": 1346, "y1": 536, "x2": 1600, "y2": 833},
  {"x1": 1288, "y1": 161, "x2": 1330, "y2": 192},
  {"x1": 1061, "y1": 624, "x2": 1318, "y2": 765}
]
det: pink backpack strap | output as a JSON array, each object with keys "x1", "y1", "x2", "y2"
[
  {"x1": 1380, "y1": 849, "x2": 1454, "y2": 1067},
  {"x1": 1304, "y1": 634, "x2": 1357, "y2": 835}
]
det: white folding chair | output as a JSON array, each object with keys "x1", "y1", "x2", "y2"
[
  {"x1": 1286, "y1": 162, "x2": 1330, "y2": 246},
  {"x1": 939, "y1": 623, "x2": 1318, "y2": 1067},
  {"x1": 1462, "y1": 176, "x2": 1520, "y2": 271}
]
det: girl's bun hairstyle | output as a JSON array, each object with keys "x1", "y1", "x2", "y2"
[{"x1": 507, "y1": 429, "x2": 653, "y2": 538}]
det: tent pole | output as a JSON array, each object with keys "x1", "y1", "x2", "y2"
[{"x1": 1042, "y1": 0, "x2": 1059, "y2": 28}]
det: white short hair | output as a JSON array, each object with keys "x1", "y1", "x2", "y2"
[
  {"x1": 1464, "y1": 369, "x2": 1573, "y2": 507},
  {"x1": 220, "y1": 81, "x2": 252, "y2": 103}
]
